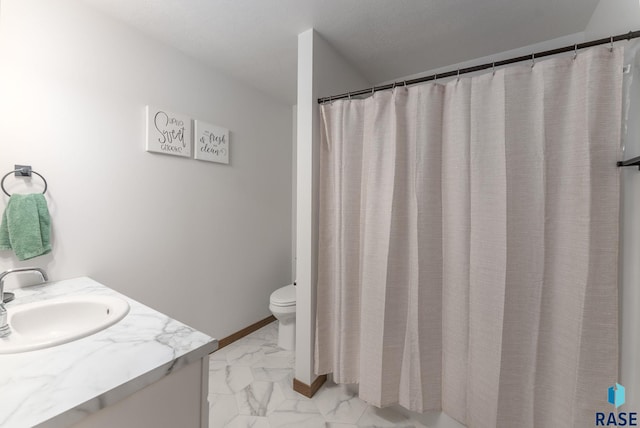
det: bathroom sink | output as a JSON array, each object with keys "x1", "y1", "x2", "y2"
[{"x1": 0, "y1": 295, "x2": 130, "y2": 354}]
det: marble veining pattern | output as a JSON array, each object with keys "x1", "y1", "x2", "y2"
[
  {"x1": 0, "y1": 277, "x2": 217, "y2": 428},
  {"x1": 209, "y1": 322, "x2": 430, "y2": 428}
]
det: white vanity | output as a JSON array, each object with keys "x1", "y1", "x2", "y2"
[{"x1": 0, "y1": 277, "x2": 217, "y2": 428}]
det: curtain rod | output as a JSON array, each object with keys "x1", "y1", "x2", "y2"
[{"x1": 317, "y1": 30, "x2": 640, "y2": 104}]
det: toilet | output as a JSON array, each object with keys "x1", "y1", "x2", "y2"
[{"x1": 269, "y1": 284, "x2": 296, "y2": 350}]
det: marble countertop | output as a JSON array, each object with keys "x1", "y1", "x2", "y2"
[{"x1": 0, "y1": 277, "x2": 218, "y2": 428}]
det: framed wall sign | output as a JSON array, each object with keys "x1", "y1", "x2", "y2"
[
  {"x1": 145, "y1": 105, "x2": 192, "y2": 158},
  {"x1": 194, "y1": 120, "x2": 229, "y2": 164}
]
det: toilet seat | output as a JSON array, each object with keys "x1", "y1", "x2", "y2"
[{"x1": 270, "y1": 284, "x2": 296, "y2": 307}]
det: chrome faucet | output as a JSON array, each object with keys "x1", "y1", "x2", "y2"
[{"x1": 0, "y1": 267, "x2": 48, "y2": 338}]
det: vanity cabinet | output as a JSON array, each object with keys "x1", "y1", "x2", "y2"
[
  {"x1": 70, "y1": 358, "x2": 209, "y2": 428},
  {"x1": 0, "y1": 277, "x2": 217, "y2": 428}
]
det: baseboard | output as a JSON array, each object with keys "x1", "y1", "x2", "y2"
[
  {"x1": 215, "y1": 315, "x2": 276, "y2": 350},
  {"x1": 214, "y1": 316, "x2": 325, "y2": 398},
  {"x1": 293, "y1": 375, "x2": 327, "y2": 398}
]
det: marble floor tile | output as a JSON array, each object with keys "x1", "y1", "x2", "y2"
[
  {"x1": 224, "y1": 415, "x2": 271, "y2": 428},
  {"x1": 226, "y1": 344, "x2": 266, "y2": 366},
  {"x1": 313, "y1": 381, "x2": 368, "y2": 424},
  {"x1": 252, "y1": 366, "x2": 292, "y2": 382},
  {"x1": 262, "y1": 345, "x2": 292, "y2": 357},
  {"x1": 268, "y1": 399, "x2": 326, "y2": 428},
  {"x1": 209, "y1": 363, "x2": 254, "y2": 394},
  {"x1": 209, "y1": 321, "x2": 434, "y2": 428},
  {"x1": 236, "y1": 381, "x2": 286, "y2": 416},
  {"x1": 257, "y1": 353, "x2": 295, "y2": 370},
  {"x1": 209, "y1": 393, "x2": 239, "y2": 428},
  {"x1": 356, "y1": 406, "x2": 417, "y2": 428}
]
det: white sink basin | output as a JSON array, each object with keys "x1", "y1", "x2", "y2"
[{"x1": 0, "y1": 295, "x2": 130, "y2": 354}]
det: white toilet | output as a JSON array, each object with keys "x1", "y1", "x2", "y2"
[{"x1": 269, "y1": 284, "x2": 296, "y2": 350}]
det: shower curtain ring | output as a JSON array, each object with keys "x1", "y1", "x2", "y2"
[
  {"x1": 531, "y1": 53, "x2": 535, "y2": 68},
  {"x1": 573, "y1": 44, "x2": 578, "y2": 60},
  {"x1": 457, "y1": 69, "x2": 460, "y2": 81},
  {"x1": 610, "y1": 36, "x2": 614, "y2": 52},
  {"x1": 348, "y1": 91, "x2": 351, "y2": 100},
  {"x1": 434, "y1": 73, "x2": 437, "y2": 83},
  {"x1": 492, "y1": 62, "x2": 496, "y2": 76},
  {"x1": 403, "y1": 80, "x2": 407, "y2": 89}
]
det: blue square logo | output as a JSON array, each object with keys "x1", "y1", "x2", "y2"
[{"x1": 608, "y1": 383, "x2": 626, "y2": 409}]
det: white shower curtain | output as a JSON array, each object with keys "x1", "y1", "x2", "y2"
[{"x1": 315, "y1": 46, "x2": 622, "y2": 428}]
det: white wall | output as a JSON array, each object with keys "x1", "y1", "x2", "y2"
[
  {"x1": 585, "y1": 0, "x2": 640, "y2": 39},
  {"x1": 380, "y1": 32, "x2": 586, "y2": 85},
  {"x1": 0, "y1": 0, "x2": 293, "y2": 339},
  {"x1": 292, "y1": 105, "x2": 297, "y2": 281},
  {"x1": 295, "y1": 29, "x2": 369, "y2": 385}
]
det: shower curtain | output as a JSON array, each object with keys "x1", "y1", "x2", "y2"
[{"x1": 315, "y1": 46, "x2": 622, "y2": 428}]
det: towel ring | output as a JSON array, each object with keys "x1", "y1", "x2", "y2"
[{"x1": 1, "y1": 168, "x2": 48, "y2": 197}]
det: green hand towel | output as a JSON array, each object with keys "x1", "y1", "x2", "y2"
[{"x1": 0, "y1": 194, "x2": 51, "y2": 260}]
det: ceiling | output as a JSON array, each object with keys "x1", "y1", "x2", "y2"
[{"x1": 79, "y1": 0, "x2": 601, "y2": 105}]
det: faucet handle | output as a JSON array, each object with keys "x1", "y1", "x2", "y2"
[
  {"x1": 0, "y1": 267, "x2": 48, "y2": 301},
  {"x1": 2, "y1": 292, "x2": 15, "y2": 304},
  {"x1": 0, "y1": 267, "x2": 47, "y2": 339},
  {"x1": 0, "y1": 267, "x2": 48, "y2": 281}
]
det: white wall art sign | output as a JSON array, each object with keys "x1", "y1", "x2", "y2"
[
  {"x1": 145, "y1": 105, "x2": 192, "y2": 157},
  {"x1": 194, "y1": 120, "x2": 229, "y2": 164}
]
